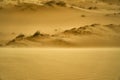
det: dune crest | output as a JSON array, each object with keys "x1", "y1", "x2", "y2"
[
  {"x1": 0, "y1": 0, "x2": 120, "y2": 47},
  {"x1": 3, "y1": 24, "x2": 120, "y2": 47}
]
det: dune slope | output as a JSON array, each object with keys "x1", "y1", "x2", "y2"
[{"x1": 0, "y1": 0, "x2": 120, "y2": 47}]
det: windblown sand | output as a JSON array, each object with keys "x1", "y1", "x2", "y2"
[{"x1": 0, "y1": 48, "x2": 120, "y2": 80}]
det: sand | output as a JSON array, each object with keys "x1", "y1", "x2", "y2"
[
  {"x1": 0, "y1": 1, "x2": 120, "y2": 47},
  {"x1": 0, "y1": 1, "x2": 120, "y2": 80},
  {"x1": 0, "y1": 48, "x2": 120, "y2": 80}
]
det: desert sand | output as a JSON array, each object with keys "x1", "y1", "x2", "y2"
[
  {"x1": 0, "y1": 48, "x2": 120, "y2": 80},
  {"x1": 0, "y1": 0, "x2": 120, "y2": 80},
  {"x1": 0, "y1": 0, "x2": 120, "y2": 47}
]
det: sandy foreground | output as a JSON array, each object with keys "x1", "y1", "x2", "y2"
[{"x1": 0, "y1": 48, "x2": 120, "y2": 80}]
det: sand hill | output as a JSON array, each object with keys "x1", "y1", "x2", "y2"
[
  {"x1": 0, "y1": 0, "x2": 120, "y2": 47},
  {"x1": 3, "y1": 24, "x2": 119, "y2": 47}
]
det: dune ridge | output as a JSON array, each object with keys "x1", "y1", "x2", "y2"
[
  {"x1": 0, "y1": 0, "x2": 120, "y2": 47},
  {"x1": 1, "y1": 24, "x2": 119, "y2": 47},
  {"x1": 0, "y1": 0, "x2": 120, "y2": 12}
]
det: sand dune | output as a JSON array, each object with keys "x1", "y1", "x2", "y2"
[
  {"x1": 2, "y1": 24, "x2": 119, "y2": 47},
  {"x1": 0, "y1": 0, "x2": 120, "y2": 47},
  {"x1": 0, "y1": 1, "x2": 120, "y2": 80}
]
